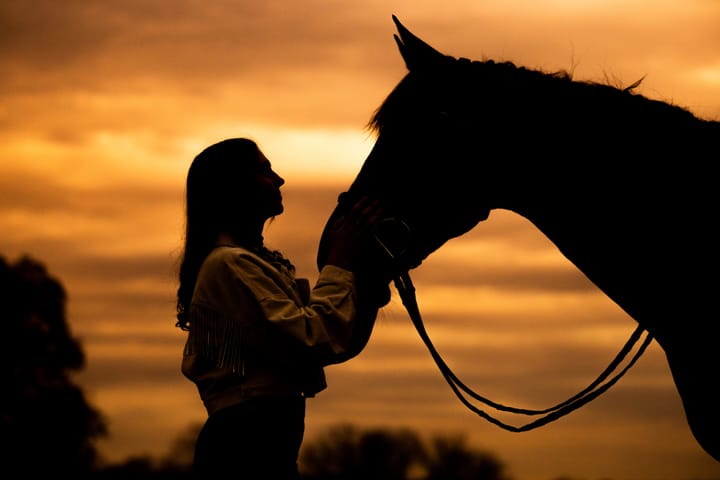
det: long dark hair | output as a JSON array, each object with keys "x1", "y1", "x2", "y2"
[{"x1": 175, "y1": 138, "x2": 293, "y2": 331}]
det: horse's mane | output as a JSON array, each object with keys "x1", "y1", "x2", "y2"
[{"x1": 367, "y1": 56, "x2": 710, "y2": 137}]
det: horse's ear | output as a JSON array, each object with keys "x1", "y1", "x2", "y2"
[{"x1": 392, "y1": 15, "x2": 447, "y2": 71}]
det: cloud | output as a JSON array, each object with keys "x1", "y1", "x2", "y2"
[{"x1": 0, "y1": 0, "x2": 394, "y2": 92}]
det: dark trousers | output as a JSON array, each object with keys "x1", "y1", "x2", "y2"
[{"x1": 192, "y1": 396, "x2": 306, "y2": 479}]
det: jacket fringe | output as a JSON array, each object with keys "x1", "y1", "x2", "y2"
[{"x1": 185, "y1": 303, "x2": 244, "y2": 375}]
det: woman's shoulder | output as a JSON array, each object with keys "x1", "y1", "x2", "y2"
[
  {"x1": 207, "y1": 244, "x2": 253, "y2": 260},
  {"x1": 204, "y1": 245, "x2": 289, "y2": 280},
  {"x1": 203, "y1": 245, "x2": 265, "y2": 271}
]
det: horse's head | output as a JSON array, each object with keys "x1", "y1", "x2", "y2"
[{"x1": 317, "y1": 16, "x2": 493, "y2": 279}]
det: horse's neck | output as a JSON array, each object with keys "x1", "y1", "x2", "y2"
[
  {"x1": 488, "y1": 84, "x2": 719, "y2": 228},
  {"x1": 499, "y1": 150, "x2": 714, "y2": 346}
]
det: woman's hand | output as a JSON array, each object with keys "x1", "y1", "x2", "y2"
[{"x1": 323, "y1": 196, "x2": 384, "y2": 271}]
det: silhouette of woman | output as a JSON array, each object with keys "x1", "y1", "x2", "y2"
[{"x1": 175, "y1": 138, "x2": 389, "y2": 479}]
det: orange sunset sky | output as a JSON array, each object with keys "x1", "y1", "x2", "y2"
[{"x1": 2, "y1": 1, "x2": 719, "y2": 479}]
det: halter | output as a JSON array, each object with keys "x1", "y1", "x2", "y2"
[{"x1": 374, "y1": 218, "x2": 653, "y2": 432}]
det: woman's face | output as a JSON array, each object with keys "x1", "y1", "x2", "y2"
[{"x1": 252, "y1": 149, "x2": 285, "y2": 219}]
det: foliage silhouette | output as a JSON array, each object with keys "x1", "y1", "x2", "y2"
[
  {"x1": 424, "y1": 434, "x2": 510, "y2": 480},
  {"x1": 91, "y1": 456, "x2": 191, "y2": 480},
  {"x1": 0, "y1": 254, "x2": 108, "y2": 478},
  {"x1": 299, "y1": 423, "x2": 511, "y2": 480}
]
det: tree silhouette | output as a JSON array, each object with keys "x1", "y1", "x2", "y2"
[
  {"x1": 91, "y1": 455, "x2": 191, "y2": 480},
  {"x1": 299, "y1": 423, "x2": 510, "y2": 480},
  {"x1": 0, "y1": 254, "x2": 108, "y2": 478},
  {"x1": 300, "y1": 423, "x2": 424, "y2": 480},
  {"x1": 424, "y1": 434, "x2": 512, "y2": 480}
]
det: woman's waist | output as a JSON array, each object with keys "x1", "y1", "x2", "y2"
[
  {"x1": 201, "y1": 382, "x2": 307, "y2": 416},
  {"x1": 183, "y1": 354, "x2": 327, "y2": 414}
]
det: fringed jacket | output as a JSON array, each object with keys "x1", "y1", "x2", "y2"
[{"x1": 182, "y1": 244, "x2": 380, "y2": 416}]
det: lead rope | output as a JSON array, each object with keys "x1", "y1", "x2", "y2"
[{"x1": 376, "y1": 218, "x2": 654, "y2": 431}]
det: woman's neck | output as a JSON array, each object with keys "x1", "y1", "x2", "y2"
[{"x1": 216, "y1": 229, "x2": 263, "y2": 249}]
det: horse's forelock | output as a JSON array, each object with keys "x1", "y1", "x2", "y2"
[{"x1": 367, "y1": 73, "x2": 417, "y2": 135}]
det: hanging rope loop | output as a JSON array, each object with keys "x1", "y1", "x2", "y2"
[{"x1": 375, "y1": 225, "x2": 653, "y2": 432}]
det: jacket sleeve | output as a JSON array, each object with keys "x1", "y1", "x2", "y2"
[{"x1": 221, "y1": 249, "x2": 378, "y2": 364}]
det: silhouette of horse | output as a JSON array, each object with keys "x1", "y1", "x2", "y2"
[{"x1": 317, "y1": 15, "x2": 719, "y2": 461}]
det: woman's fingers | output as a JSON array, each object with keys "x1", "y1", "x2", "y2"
[{"x1": 348, "y1": 196, "x2": 383, "y2": 228}]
